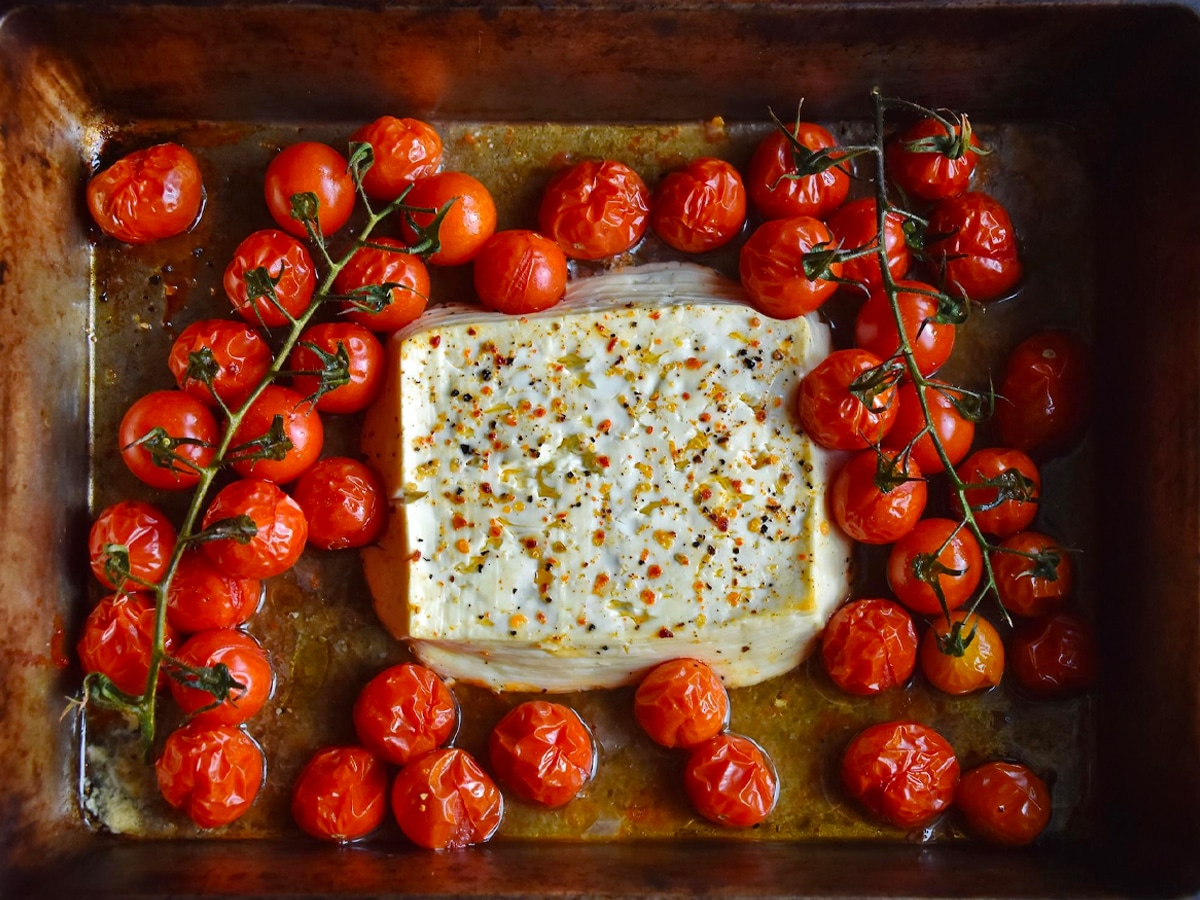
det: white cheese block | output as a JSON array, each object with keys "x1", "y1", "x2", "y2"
[{"x1": 362, "y1": 262, "x2": 851, "y2": 691}]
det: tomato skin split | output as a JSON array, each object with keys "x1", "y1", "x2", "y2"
[{"x1": 390, "y1": 748, "x2": 504, "y2": 849}]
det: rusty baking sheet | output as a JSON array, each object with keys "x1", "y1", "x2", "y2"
[{"x1": 1, "y1": 2, "x2": 1198, "y2": 897}]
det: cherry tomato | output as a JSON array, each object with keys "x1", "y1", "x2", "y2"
[
  {"x1": 1009, "y1": 611, "x2": 1097, "y2": 699},
  {"x1": 473, "y1": 230, "x2": 568, "y2": 315},
  {"x1": 119, "y1": 390, "x2": 218, "y2": 491},
  {"x1": 956, "y1": 761, "x2": 1052, "y2": 846},
  {"x1": 886, "y1": 518, "x2": 982, "y2": 616},
  {"x1": 168, "y1": 318, "x2": 272, "y2": 410},
  {"x1": 166, "y1": 548, "x2": 262, "y2": 633},
  {"x1": 488, "y1": 701, "x2": 596, "y2": 808},
  {"x1": 353, "y1": 663, "x2": 458, "y2": 766},
  {"x1": 920, "y1": 611, "x2": 1004, "y2": 695},
  {"x1": 228, "y1": 385, "x2": 324, "y2": 483},
  {"x1": 746, "y1": 122, "x2": 849, "y2": 220},
  {"x1": 169, "y1": 628, "x2": 273, "y2": 727},
  {"x1": 994, "y1": 330, "x2": 1091, "y2": 458},
  {"x1": 156, "y1": 724, "x2": 265, "y2": 829},
  {"x1": 831, "y1": 449, "x2": 927, "y2": 545},
  {"x1": 820, "y1": 598, "x2": 918, "y2": 696},
  {"x1": 200, "y1": 479, "x2": 308, "y2": 579},
  {"x1": 292, "y1": 456, "x2": 388, "y2": 550},
  {"x1": 854, "y1": 280, "x2": 956, "y2": 378},
  {"x1": 289, "y1": 323, "x2": 384, "y2": 414},
  {"x1": 797, "y1": 349, "x2": 900, "y2": 451},
  {"x1": 887, "y1": 116, "x2": 980, "y2": 202},
  {"x1": 926, "y1": 191, "x2": 1021, "y2": 302},
  {"x1": 953, "y1": 448, "x2": 1040, "y2": 538},
  {"x1": 334, "y1": 236, "x2": 430, "y2": 333},
  {"x1": 291, "y1": 745, "x2": 389, "y2": 842},
  {"x1": 881, "y1": 381, "x2": 975, "y2": 475},
  {"x1": 350, "y1": 116, "x2": 443, "y2": 201},
  {"x1": 400, "y1": 171, "x2": 498, "y2": 265},
  {"x1": 633, "y1": 658, "x2": 729, "y2": 749},
  {"x1": 77, "y1": 592, "x2": 177, "y2": 696},
  {"x1": 840, "y1": 721, "x2": 959, "y2": 830},
  {"x1": 739, "y1": 216, "x2": 842, "y2": 318},
  {"x1": 87, "y1": 143, "x2": 203, "y2": 244},
  {"x1": 651, "y1": 157, "x2": 746, "y2": 253},
  {"x1": 390, "y1": 747, "x2": 503, "y2": 850},
  {"x1": 828, "y1": 199, "x2": 911, "y2": 295},
  {"x1": 991, "y1": 531, "x2": 1074, "y2": 619},
  {"x1": 264, "y1": 142, "x2": 355, "y2": 239},
  {"x1": 683, "y1": 733, "x2": 778, "y2": 828},
  {"x1": 538, "y1": 159, "x2": 650, "y2": 260},
  {"x1": 88, "y1": 500, "x2": 176, "y2": 591},
  {"x1": 224, "y1": 229, "x2": 317, "y2": 328}
]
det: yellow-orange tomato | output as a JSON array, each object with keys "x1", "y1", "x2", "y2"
[
  {"x1": 633, "y1": 658, "x2": 729, "y2": 749},
  {"x1": 400, "y1": 171, "x2": 497, "y2": 266},
  {"x1": 920, "y1": 611, "x2": 1004, "y2": 695}
]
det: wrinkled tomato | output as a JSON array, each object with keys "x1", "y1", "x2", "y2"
[
  {"x1": 156, "y1": 724, "x2": 265, "y2": 828},
  {"x1": 797, "y1": 349, "x2": 900, "y2": 451},
  {"x1": 994, "y1": 330, "x2": 1091, "y2": 458},
  {"x1": 119, "y1": 390, "x2": 218, "y2": 491},
  {"x1": 353, "y1": 663, "x2": 458, "y2": 766},
  {"x1": 88, "y1": 500, "x2": 177, "y2": 591},
  {"x1": 926, "y1": 191, "x2": 1021, "y2": 302},
  {"x1": 746, "y1": 122, "x2": 849, "y2": 220},
  {"x1": 228, "y1": 384, "x2": 324, "y2": 483},
  {"x1": 841, "y1": 720, "x2": 959, "y2": 830},
  {"x1": 956, "y1": 761, "x2": 1052, "y2": 846},
  {"x1": 739, "y1": 216, "x2": 842, "y2": 318},
  {"x1": 881, "y1": 380, "x2": 975, "y2": 474},
  {"x1": 991, "y1": 531, "x2": 1074, "y2": 619},
  {"x1": 821, "y1": 598, "x2": 918, "y2": 696},
  {"x1": 168, "y1": 318, "x2": 273, "y2": 410},
  {"x1": 1009, "y1": 611, "x2": 1097, "y2": 699},
  {"x1": 830, "y1": 449, "x2": 927, "y2": 545},
  {"x1": 827, "y1": 198, "x2": 910, "y2": 296},
  {"x1": 351, "y1": 115, "x2": 443, "y2": 201},
  {"x1": 473, "y1": 229, "x2": 569, "y2": 315},
  {"x1": 538, "y1": 159, "x2": 650, "y2": 260},
  {"x1": 391, "y1": 747, "x2": 504, "y2": 849},
  {"x1": 651, "y1": 157, "x2": 747, "y2": 253},
  {"x1": 289, "y1": 322, "x2": 384, "y2": 415},
  {"x1": 854, "y1": 280, "x2": 956, "y2": 378},
  {"x1": 953, "y1": 448, "x2": 1040, "y2": 538},
  {"x1": 291, "y1": 456, "x2": 387, "y2": 551},
  {"x1": 488, "y1": 700, "x2": 596, "y2": 808},
  {"x1": 166, "y1": 548, "x2": 262, "y2": 633},
  {"x1": 683, "y1": 733, "x2": 778, "y2": 828},
  {"x1": 400, "y1": 171, "x2": 498, "y2": 266},
  {"x1": 87, "y1": 142, "x2": 204, "y2": 244},
  {"x1": 633, "y1": 658, "x2": 730, "y2": 749},
  {"x1": 169, "y1": 628, "x2": 273, "y2": 727},
  {"x1": 223, "y1": 229, "x2": 317, "y2": 328},
  {"x1": 78, "y1": 592, "x2": 177, "y2": 697},
  {"x1": 264, "y1": 141, "x2": 355, "y2": 238},
  {"x1": 920, "y1": 611, "x2": 1005, "y2": 695},
  {"x1": 291, "y1": 745, "x2": 390, "y2": 842},
  {"x1": 886, "y1": 518, "x2": 982, "y2": 615},
  {"x1": 334, "y1": 236, "x2": 430, "y2": 333},
  {"x1": 200, "y1": 479, "x2": 308, "y2": 579}
]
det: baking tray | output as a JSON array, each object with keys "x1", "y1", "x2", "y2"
[{"x1": 1, "y1": 1, "x2": 1198, "y2": 896}]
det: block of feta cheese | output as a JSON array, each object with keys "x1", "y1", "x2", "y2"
[{"x1": 362, "y1": 262, "x2": 851, "y2": 691}]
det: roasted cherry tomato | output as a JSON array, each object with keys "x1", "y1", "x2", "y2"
[
  {"x1": 854, "y1": 280, "x2": 956, "y2": 378},
  {"x1": 746, "y1": 122, "x2": 849, "y2": 220},
  {"x1": 831, "y1": 449, "x2": 927, "y2": 545},
  {"x1": 797, "y1": 349, "x2": 900, "y2": 451},
  {"x1": 1009, "y1": 611, "x2": 1097, "y2": 699},
  {"x1": 119, "y1": 390, "x2": 219, "y2": 491},
  {"x1": 169, "y1": 628, "x2": 273, "y2": 727},
  {"x1": 200, "y1": 479, "x2": 308, "y2": 579},
  {"x1": 886, "y1": 518, "x2": 982, "y2": 616},
  {"x1": 166, "y1": 548, "x2": 262, "y2": 633},
  {"x1": 292, "y1": 456, "x2": 387, "y2": 550},
  {"x1": 881, "y1": 381, "x2": 975, "y2": 474},
  {"x1": 87, "y1": 143, "x2": 203, "y2": 244},
  {"x1": 228, "y1": 384, "x2": 324, "y2": 483},
  {"x1": 633, "y1": 658, "x2": 730, "y2": 749},
  {"x1": 78, "y1": 592, "x2": 177, "y2": 696},
  {"x1": 926, "y1": 191, "x2": 1021, "y2": 302},
  {"x1": 994, "y1": 330, "x2": 1091, "y2": 458},
  {"x1": 953, "y1": 448, "x2": 1040, "y2": 538},
  {"x1": 391, "y1": 747, "x2": 504, "y2": 850},
  {"x1": 651, "y1": 157, "x2": 747, "y2": 253},
  {"x1": 488, "y1": 700, "x2": 596, "y2": 808},
  {"x1": 841, "y1": 720, "x2": 959, "y2": 830},
  {"x1": 473, "y1": 229, "x2": 569, "y2": 315},
  {"x1": 887, "y1": 116, "x2": 980, "y2": 202},
  {"x1": 351, "y1": 115, "x2": 443, "y2": 201},
  {"x1": 400, "y1": 171, "x2": 498, "y2": 266},
  {"x1": 538, "y1": 159, "x2": 650, "y2": 260},
  {"x1": 291, "y1": 745, "x2": 390, "y2": 842},
  {"x1": 156, "y1": 724, "x2": 265, "y2": 829},
  {"x1": 684, "y1": 733, "x2": 778, "y2": 828},
  {"x1": 920, "y1": 611, "x2": 1004, "y2": 695},
  {"x1": 991, "y1": 531, "x2": 1074, "y2": 619},
  {"x1": 334, "y1": 236, "x2": 430, "y2": 333},
  {"x1": 739, "y1": 216, "x2": 842, "y2": 318},
  {"x1": 168, "y1": 319, "x2": 272, "y2": 410},
  {"x1": 224, "y1": 229, "x2": 317, "y2": 328},
  {"x1": 353, "y1": 663, "x2": 458, "y2": 766},
  {"x1": 827, "y1": 198, "x2": 911, "y2": 295},
  {"x1": 89, "y1": 500, "x2": 176, "y2": 591},
  {"x1": 289, "y1": 322, "x2": 384, "y2": 414},
  {"x1": 956, "y1": 761, "x2": 1052, "y2": 846},
  {"x1": 264, "y1": 141, "x2": 355, "y2": 238},
  {"x1": 821, "y1": 598, "x2": 918, "y2": 695}
]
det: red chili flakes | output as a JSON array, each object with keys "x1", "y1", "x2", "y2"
[
  {"x1": 533, "y1": 406, "x2": 547, "y2": 418},
  {"x1": 451, "y1": 513, "x2": 469, "y2": 529},
  {"x1": 647, "y1": 565, "x2": 663, "y2": 579},
  {"x1": 685, "y1": 357, "x2": 703, "y2": 370},
  {"x1": 598, "y1": 455, "x2": 612, "y2": 468},
  {"x1": 641, "y1": 589, "x2": 657, "y2": 605},
  {"x1": 430, "y1": 335, "x2": 442, "y2": 348},
  {"x1": 598, "y1": 419, "x2": 612, "y2": 434},
  {"x1": 658, "y1": 627, "x2": 674, "y2": 639}
]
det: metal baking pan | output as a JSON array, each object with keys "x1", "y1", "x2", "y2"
[{"x1": 1, "y1": 1, "x2": 1198, "y2": 896}]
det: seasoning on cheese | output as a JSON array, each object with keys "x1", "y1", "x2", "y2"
[{"x1": 362, "y1": 262, "x2": 851, "y2": 691}]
